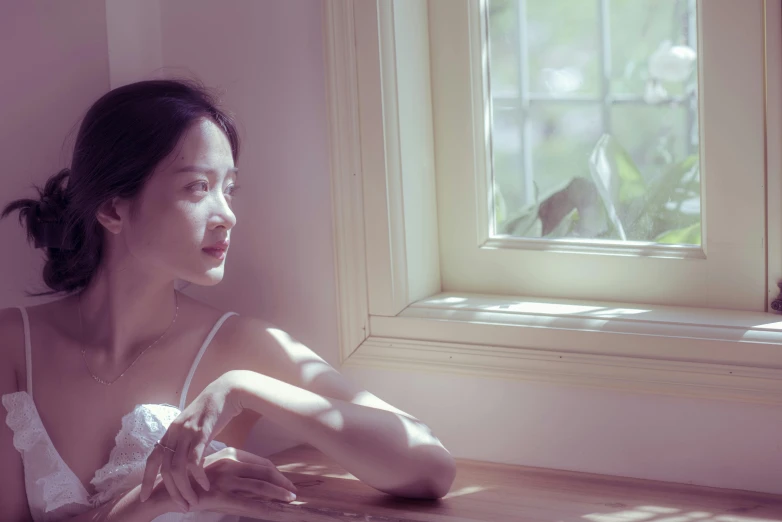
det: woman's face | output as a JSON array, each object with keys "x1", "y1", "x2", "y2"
[{"x1": 118, "y1": 117, "x2": 238, "y2": 286}]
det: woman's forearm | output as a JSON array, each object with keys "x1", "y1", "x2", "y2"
[
  {"x1": 64, "y1": 482, "x2": 180, "y2": 522},
  {"x1": 226, "y1": 370, "x2": 456, "y2": 498}
]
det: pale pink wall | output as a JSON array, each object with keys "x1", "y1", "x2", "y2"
[
  {"x1": 157, "y1": 0, "x2": 340, "y2": 369},
  {"x1": 0, "y1": 0, "x2": 110, "y2": 305},
  {"x1": 154, "y1": 0, "x2": 339, "y2": 463},
  {"x1": 342, "y1": 364, "x2": 782, "y2": 494},
  {"x1": 105, "y1": 0, "x2": 162, "y2": 87}
]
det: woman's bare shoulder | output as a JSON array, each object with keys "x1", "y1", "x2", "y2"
[
  {"x1": 177, "y1": 293, "x2": 265, "y2": 331},
  {"x1": 1, "y1": 298, "x2": 75, "y2": 392},
  {"x1": 174, "y1": 296, "x2": 272, "y2": 358},
  {"x1": 166, "y1": 294, "x2": 282, "y2": 372},
  {"x1": 207, "y1": 312, "x2": 293, "y2": 376},
  {"x1": 176, "y1": 292, "x2": 236, "y2": 325},
  {"x1": 176, "y1": 293, "x2": 254, "y2": 346},
  {"x1": 0, "y1": 306, "x2": 24, "y2": 331},
  {"x1": 211, "y1": 312, "x2": 274, "y2": 348},
  {"x1": 0, "y1": 307, "x2": 25, "y2": 393}
]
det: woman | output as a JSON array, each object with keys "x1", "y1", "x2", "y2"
[{"x1": 0, "y1": 78, "x2": 456, "y2": 522}]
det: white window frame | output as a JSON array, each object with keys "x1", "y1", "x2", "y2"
[
  {"x1": 323, "y1": 0, "x2": 782, "y2": 404},
  {"x1": 434, "y1": 0, "x2": 767, "y2": 311}
]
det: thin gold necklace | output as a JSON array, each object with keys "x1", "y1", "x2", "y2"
[{"x1": 78, "y1": 291, "x2": 179, "y2": 386}]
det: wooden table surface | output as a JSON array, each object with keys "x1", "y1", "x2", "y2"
[{"x1": 247, "y1": 444, "x2": 782, "y2": 522}]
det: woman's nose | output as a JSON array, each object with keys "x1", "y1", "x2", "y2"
[{"x1": 211, "y1": 194, "x2": 237, "y2": 229}]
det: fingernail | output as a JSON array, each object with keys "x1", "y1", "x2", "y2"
[{"x1": 287, "y1": 492, "x2": 297, "y2": 501}]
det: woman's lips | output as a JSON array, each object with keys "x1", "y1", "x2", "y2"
[{"x1": 202, "y1": 247, "x2": 227, "y2": 260}]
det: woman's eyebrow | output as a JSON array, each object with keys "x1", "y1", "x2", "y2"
[{"x1": 174, "y1": 165, "x2": 239, "y2": 177}]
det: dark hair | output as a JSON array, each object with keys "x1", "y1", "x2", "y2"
[{"x1": 2, "y1": 78, "x2": 240, "y2": 296}]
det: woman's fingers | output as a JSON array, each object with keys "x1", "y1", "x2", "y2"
[
  {"x1": 160, "y1": 436, "x2": 191, "y2": 512},
  {"x1": 139, "y1": 444, "x2": 164, "y2": 502},
  {"x1": 189, "y1": 439, "x2": 212, "y2": 491},
  {"x1": 226, "y1": 476, "x2": 297, "y2": 502},
  {"x1": 236, "y1": 460, "x2": 297, "y2": 494},
  {"x1": 229, "y1": 450, "x2": 297, "y2": 493},
  {"x1": 215, "y1": 448, "x2": 297, "y2": 494},
  {"x1": 209, "y1": 489, "x2": 297, "y2": 518},
  {"x1": 170, "y1": 436, "x2": 200, "y2": 508},
  {"x1": 188, "y1": 461, "x2": 211, "y2": 494}
]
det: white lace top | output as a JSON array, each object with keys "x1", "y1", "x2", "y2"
[{"x1": 2, "y1": 307, "x2": 242, "y2": 522}]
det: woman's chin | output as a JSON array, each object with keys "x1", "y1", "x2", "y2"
[
  {"x1": 201, "y1": 272, "x2": 225, "y2": 285},
  {"x1": 182, "y1": 269, "x2": 225, "y2": 287}
]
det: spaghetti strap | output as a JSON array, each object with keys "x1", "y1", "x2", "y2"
[
  {"x1": 179, "y1": 311, "x2": 239, "y2": 409},
  {"x1": 16, "y1": 307, "x2": 32, "y2": 399}
]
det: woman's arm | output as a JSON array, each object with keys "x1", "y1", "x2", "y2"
[
  {"x1": 60, "y1": 481, "x2": 181, "y2": 522},
  {"x1": 222, "y1": 320, "x2": 457, "y2": 498},
  {"x1": 225, "y1": 370, "x2": 456, "y2": 499}
]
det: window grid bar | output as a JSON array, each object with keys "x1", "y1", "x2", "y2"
[
  {"x1": 686, "y1": 0, "x2": 698, "y2": 156},
  {"x1": 494, "y1": 94, "x2": 694, "y2": 105},
  {"x1": 597, "y1": 0, "x2": 612, "y2": 133},
  {"x1": 515, "y1": 0, "x2": 535, "y2": 204}
]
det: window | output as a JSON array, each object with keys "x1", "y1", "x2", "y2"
[
  {"x1": 430, "y1": 0, "x2": 767, "y2": 310},
  {"x1": 487, "y1": 0, "x2": 700, "y2": 246},
  {"x1": 323, "y1": 0, "x2": 782, "y2": 403}
]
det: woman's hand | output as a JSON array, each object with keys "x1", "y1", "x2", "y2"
[
  {"x1": 147, "y1": 447, "x2": 299, "y2": 517},
  {"x1": 189, "y1": 446, "x2": 298, "y2": 515},
  {"x1": 139, "y1": 374, "x2": 243, "y2": 509}
]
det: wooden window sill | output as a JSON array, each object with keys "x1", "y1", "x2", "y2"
[{"x1": 266, "y1": 444, "x2": 782, "y2": 521}]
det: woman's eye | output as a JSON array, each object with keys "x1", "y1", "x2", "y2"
[
  {"x1": 226, "y1": 184, "x2": 240, "y2": 197},
  {"x1": 190, "y1": 181, "x2": 209, "y2": 192}
]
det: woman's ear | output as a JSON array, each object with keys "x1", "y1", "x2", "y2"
[{"x1": 95, "y1": 197, "x2": 125, "y2": 235}]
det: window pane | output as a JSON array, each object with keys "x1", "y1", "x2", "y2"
[
  {"x1": 610, "y1": 104, "x2": 699, "y2": 243},
  {"x1": 529, "y1": 104, "x2": 602, "y2": 198},
  {"x1": 526, "y1": 1, "x2": 600, "y2": 96},
  {"x1": 486, "y1": 0, "x2": 521, "y2": 98},
  {"x1": 488, "y1": 0, "x2": 700, "y2": 245},
  {"x1": 491, "y1": 106, "x2": 524, "y2": 213},
  {"x1": 610, "y1": 0, "x2": 696, "y2": 97}
]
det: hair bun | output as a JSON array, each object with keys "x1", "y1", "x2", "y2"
[
  {"x1": 35, "y1": 168, "x2": 71, "y2": 221},
  {"x1": 35, "y1": 168, "x2": 70, "y2": 222},
  {"x1": 32, "y1": 168, "x2": 73, "y2": 249}
]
